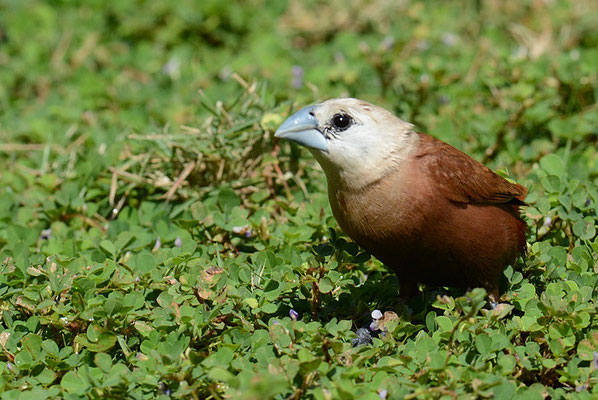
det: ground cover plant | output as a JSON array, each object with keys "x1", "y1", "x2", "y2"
[{"x1": 0, "y1": 0, "x2": 597, "y2": 398}]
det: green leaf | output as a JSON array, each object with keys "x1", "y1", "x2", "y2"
[
  {"x1": 577, "y1": 332, "x2": 598, "y2": 360},
  {"x1": 87, "y1": 323, "x2": 101, "y2": 343},
  {"x1": 492, "y1": 381, "x2": 516, "y2": 399},
  {"x1": 208, "y1": 367, "x2": 236, "y2": 382},
  {"x1": 217, "y1": 187, "x2": 241, "y2": 213},
  {"x1": 498, "y1": 354, "x2": 516, "y2": 374},
  {"x1": 72, "y1": 277, "x2": 96, "y2": 295},
  {"x1": 131, "y1": 252, "x2": 156, "y2": 274},
  {"x1": 60, "y1": 371, "x2": 90, "y2": 395},
  {"x1": 318, "y1": 277, "x2": 333, "y2": 293},
  {"x1": 540, "y1": 175, "x2": 563, "y2": 193},
  {"x1": 243, "y1": 298, "x2": 258, "y2": 309},
  {"x1": 115, "y1": 231, "x2": 135, "y2": 252},
  {"x1": 338, "y1": 320, "x2": 352, "y2": 332},
  {"x1": 13, "y1": 350, "x2": 34, "y2": 370},
  {"x1": 261, "y1": 302, "x2": 278, "y2": 314},
  {"x1": 435, "y1": 316, "x2": 453, "y2": 332},
  {"x1": 35, "y1": 367, "x2": 57, "y2": 385},
  {"x1": 572, "y1": 218, "x2": 596, "y2": 240},
  {"x1": 314, "y1": 244, "x2": 334, "y2": 257},
  {"x1": 100, "y1": 240, "x2": 116, "y2": 256},
  {"x1": 269, "y1": 324, "x2": 292, "y2": 348},
  {"x1": 203, "y1": 347, "x2": 235, "y2": 368},
  {"x1": 21, "y1": 334, "x2": 42, "y2": 359},
  {"x1": 134, "y1": 321, "x2": 153, "y2": 337},
  {"x1": 475, "y1": 334, "x2": 492, "y2": 355},
  {"x1": 539, "y1": 154, "x2": 565, "y2": 176},
  {"x1": 75, "y1": 331, "x2": 117, "y2": 352},
  {"x1": 94, "y1": 353, "x2": 112, "y2": 373},
  {"x1": 428, "y1": 351, "x2": 446, "y2": 370}
]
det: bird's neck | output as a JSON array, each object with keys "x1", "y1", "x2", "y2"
[{"x1": 314, "y1": 132, "x2": 419, "y2": 192}]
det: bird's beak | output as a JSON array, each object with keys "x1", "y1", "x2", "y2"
[{"x1": 274, "y1": 106, "x2": 328, "y2": 152}]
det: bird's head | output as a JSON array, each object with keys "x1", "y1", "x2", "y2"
[{"x1": 275, "y1": 98, "x2": 417, "y2": 190}]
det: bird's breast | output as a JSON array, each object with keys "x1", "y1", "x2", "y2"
[
  {"x1": 324, "y1": 159, "x2": 526, "y2": 290},
  {"x1": 327, "y1": 165, "x2": 433, "y2": 247}
]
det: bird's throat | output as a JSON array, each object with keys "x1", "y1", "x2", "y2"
[{"x1": 313, "y1": 138, "x2": 417, "y2": 193}]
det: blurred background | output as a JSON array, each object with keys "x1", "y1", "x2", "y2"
[{"x1": 1, "y1": 1, "x2": 596, "y2": 174}]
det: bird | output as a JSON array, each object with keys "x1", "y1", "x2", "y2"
[{"x1": 274, "y1": 98, "x2": 527, "y2": 302}]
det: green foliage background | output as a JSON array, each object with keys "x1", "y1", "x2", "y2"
[{"x1": 0, "y1": 0, "x2": 597, "y2": 398}]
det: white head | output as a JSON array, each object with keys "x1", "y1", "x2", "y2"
[{"x1": 275, "y1": 98, "x2": 417, "y2": 190}]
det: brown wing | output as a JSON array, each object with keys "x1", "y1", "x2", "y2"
[{"x1": 415, "y1": 133, "x2": 527, "y2": 205}]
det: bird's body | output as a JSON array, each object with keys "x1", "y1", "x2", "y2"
[
  {"x1": 326, "y1": 133, "x2": 526, "y2": 298},
  {"x1": 275, "y1": 98, "x2": 527, "y2": 300}
]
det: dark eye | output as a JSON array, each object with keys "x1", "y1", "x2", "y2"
[{"x1": 331, "y1": 113, "x2": 352, "y2": 131}]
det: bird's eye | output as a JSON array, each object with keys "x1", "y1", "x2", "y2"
[{"x1": 331, "y1": 113, "x2": 352, "y2": 131}]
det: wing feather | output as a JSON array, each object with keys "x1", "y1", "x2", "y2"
[{"x1": 415, "y1": 133, "x2": 527, "y2": 205}]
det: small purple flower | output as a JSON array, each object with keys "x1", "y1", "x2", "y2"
[
  {"x1": 272, "y1": 320, "x2": 280, "y2": 325},
  {"x1": 371, "y1": 309, "x2": 383, "y2": 320},
  {"x1": 232, "y1": 225, "x2": 252, "y2": 237},
  {"x1": 380, "y1": 36, "x2": 395, "y2": 51},
  {"x1": 352, "y1": 328, "x2": 372, "y2": 347},
  {"x1": 153, "y1": 237, "x2": 162, "y2": 251},
  {"x1": 442, "y1": 32, "x2": 458, "y2": 47},
  {"x1": 174, "y1": 236, "x2": 182, "y2": 248},
  {"x1": 543, "y1": 216, "x2": 552, "y2": 227},
  {"x1": 592, "y1": 352, "x2": 598, "y2": 370},
  {"x1": 289, "y1": 309, "x2": 299, "y2": 320},
  {"x1": 40, "y1": 228, "x2": 52, "y2": 240},
  {"x1": 291, "y1": 65, "x2": 304, "y2": 89},
  {"x1": 135, "y1": 276, "x2": 140, "y2": 283},
  {"x1": 438, "y1": 95, "x2": 450, "y2": 105},
  {"x1": 379, "y1": 389, "x2": 388, "y2": 399},
  {"x1": 576, "y1": 384, "x2": 588, "y2": 392},
  {"x1": 369, "y1": 321, "x2": 379, "y2": 331},
  {"x1": 219, "y1": 66, "x2": 232, "y2": 81},
  {"x1": 162, "y1": 57, "x2": 181, "y2": 79},
  {"x1": 512, "y1": 45, "x2": 527, "y2": 60},
  {"x1": 416, "y1": 40, "x2": 430, "y2": 51}
]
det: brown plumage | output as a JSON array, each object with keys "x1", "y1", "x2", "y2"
[{"x1": 275, "y1": 98, "x2": 527, "y2": 301}]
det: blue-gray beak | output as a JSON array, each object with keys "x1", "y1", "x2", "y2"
[{"x1": 274, "y1": 106, "x2": 328, "y2": 152}]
